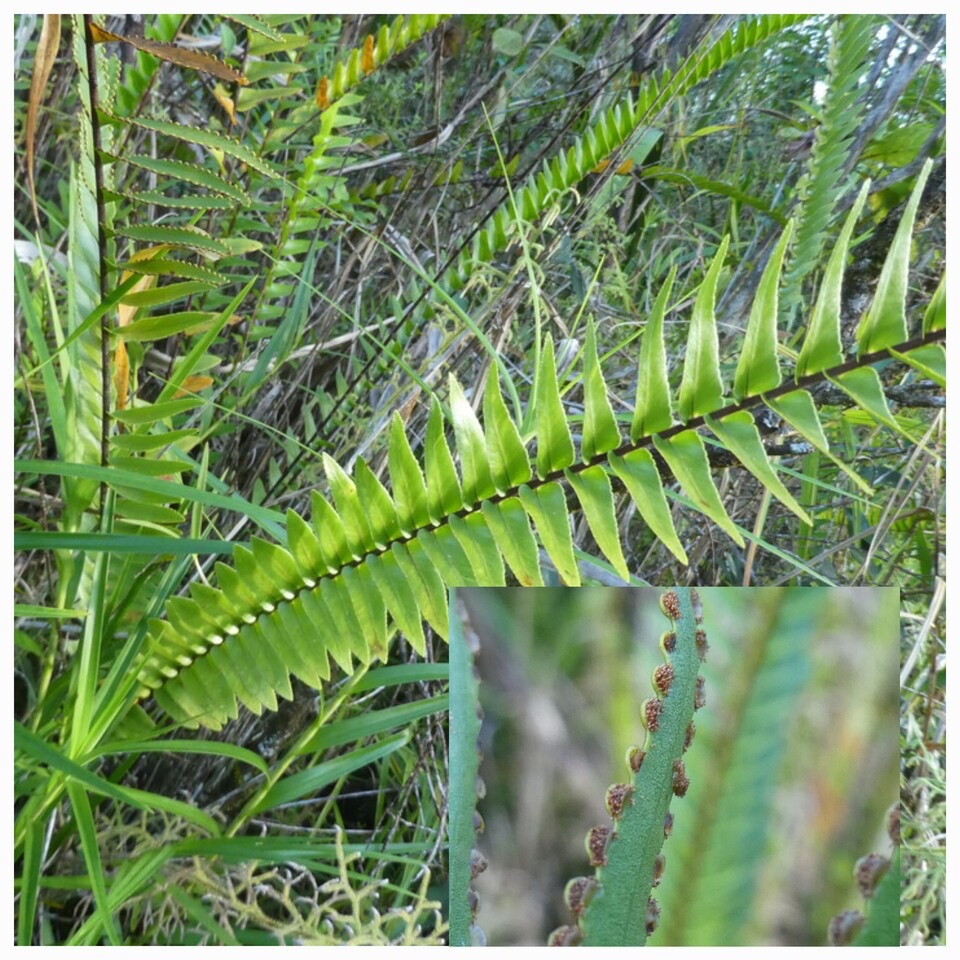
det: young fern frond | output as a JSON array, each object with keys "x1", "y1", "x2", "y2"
[{"x1": 138, "y1": 167, "x2": 944, "y2": 729}]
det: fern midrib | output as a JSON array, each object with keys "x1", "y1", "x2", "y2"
[{"x1": 168, "y1": 326, "x2": 943, "y2": 597}]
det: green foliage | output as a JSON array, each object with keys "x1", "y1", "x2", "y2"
[
  {"x1": 137, "y1": 168, "x2": 940, "y2": 728},
  {"x1": 14, "y1": 12, "x2": 944, "y2": 946},
  {"x1": 780, "y1": 15, "x2": 877, "y2": 325}
]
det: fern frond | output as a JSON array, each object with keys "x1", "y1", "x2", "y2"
[
  {"x1": 780, "y1": 14, "x2": 877, "y2": 325},
  {"x1": 139, "y1": 174, "x2": 944, "y2": 728},
  {"x1": 445, "y1": 14, "x2": 810, "y2": 293},
  {"x1": 314, "y1": 14, "x2": 451, "y2": 111}
]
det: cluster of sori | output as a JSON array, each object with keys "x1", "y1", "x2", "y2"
[{"x1": 547, "y1": 589, "x2": 707, "y2": 946}]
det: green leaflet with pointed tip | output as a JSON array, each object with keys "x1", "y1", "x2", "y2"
[
  {"x1": 450, "y1": 512, "x2": 506, "y2": 587},
  {"x1": 449, "y1": 376, "x2": 496, "y2": 506},
  {"x1": 218, "y1": 626, "x2": 274, "y2": 714},
  {"x1": 608, "y1": 449, "x2": 688, "y2": 565},
  {"x1": 796, "y1": 180, "x2": 870, "y2": 377},
  {"x1": 242, "y1": 620, "x2": 294, "y2": 705},
  {"x1": 424, "y1": 397, "x2": 464, "y2": 522},
  {"x1": 891, "y1": 343, "x2": 945, "y2": 387},
  {"x1": 705, "y1": 412, "x2": 811, "y2": 523},
  {"x1": 310, "y1": 489, "x2": 352, "y2": 570},
  {"x1": 828, "y1": 367, "x2": 906, "y2": 436},
  {"x1": 367, "y1": 551, "x2": 426, "y2": 655},
  {"x1": 419, "y1": 523, "x2": 479, "y2": 588},
  {"x1": 388, "y1": 412, "x2": 431, "y2": 533},
  {"x1": 481, "y1": 499, "x2": 544, "y2": 586},
  {"x1": 250, "y1": 536, "x2": 301, "y2": 596},
  {"x1": 100, "y1": 153, "x2": 251, "y2": 204},
  {"x1": 764, "y1": 390, "x2": 873, "y2": 493},
  {"x1": 286, "y1": 509, "x2": 324, "y2": 582},
  {"x1": 536, "y1": 334, "x2": 576, "y2": 479},
  {"x1": 114, "y1": 188, "x2": 238, "y2": 211},
  {"x1": 277, "y1": 598, "x2": 329, "y2": 688},
  {"x1": 396, "y1": 538, "x2": 449, "y2": 639},
  {"x1": 632, "y1": 266, "x2": 675, "y2": 439},
  {"x1": 582, "y1": 320, "x2": 621, "y2": 460},
  {"x1": 112, "y1": 114, "x2": 281, "y2": 179},
  {"x1": 565, "y1": 466, "x2": 631, "y2": 582},
  {"x1": 483, "y1": 365, "x2": 531, "y2": 490},
  {"x1": 923, "y1": 272, "x2": 945, "y2": 334},
  {"x1": 323, "y1": 453, "x2": 374, "y2": 557},
  {"x1": 114, "y1": 224, "x2": 233, "y2": 259},
  {"x1": 116, "y1": 257, "x2": 231, "y2": 284},
  {"x1": 119, "y1": 282, "x2": 217, "y2": 309},
  {"x1": 678, "y1": 236, "x2": 728, "y2": 422},
  {"x1": 318, "y1": 577, "x2": 367, "y2": 670},
  {"x1": 233, "y1": 545, "x2": 277, "y2": 605},
  {"x1": 653, "y1": 431, "x2": 744, "y2": 546},
  {"x1": 214, "y1": 562, "x2": 258, "y2": 620},
  {"x1": 734, "y1": 222, "x2": 791, "y2": 401},
  {"x1": 117, "y1": 311, "x2": 223, "y2": 344},
  {"x1": 857, "y1": 159, "x2": 933, "y2": 355},
  {"x1": 342, "y1": 565, "x2": 388, "y2": 661},
  {"x1": 353, "y1": 457, "x2": 401, "y2": 549},
  {"x1": 519, "y1": 483, "x2": 581, "y2": 586}
]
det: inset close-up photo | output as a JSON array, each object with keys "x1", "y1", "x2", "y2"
[{"x1": 449, "y1": 587, "x2": 899, "y2": 947}]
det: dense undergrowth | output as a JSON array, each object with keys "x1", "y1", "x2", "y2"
[{"x1": 13, "y1": 13, "x2": 944, "y2": 944}]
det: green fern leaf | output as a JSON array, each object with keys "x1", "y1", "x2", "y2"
[
  {"x1": 482, "y1": 366, "x2": 532, "y2": 490},
  {"x1": 632, "y1": 266, "x2": 676, "y2": 439},
  {"x1": 653, "y1": 431, "x2": 744, "y2": 547},
  {"x1": 566, "y1": 466, "x2": 631, "y2": 582},
  {"x1": 536, "y1": 334, "x2": 576, "y2": 478},
  {"x1": 734, "y1": 222, "x2": 791, "y2": 401},
  {"x1": 856, "y1": 159, "x2": 933, "y2": 354},
  {"x1": 481, "y1": 499, "x2": 545, "y2": 587},
  {"x1": 608, "y1": 450, "x2": 688, "y2": 565},
  {"x1": 678, "y1": 236, "x2": 728, "y2": 422},
  {"x1": 449, "y1": 377, "x2": 497, "y2": 505},
  {"x1": 705, "y1": 413, "x2": 811, "y2": 523},
  {"x1": 582, "y1": 320, "x2": 622, "y2": 460},
  {"x1": 796, "y1": 181, "x2": 870, "y2": 377},
  {"x1": 519, "y1": 483, "x2": 581, "y2": 586}
]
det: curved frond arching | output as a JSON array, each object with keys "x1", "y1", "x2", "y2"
[{"x1": 139, "y1": 164, "x2": 944, "y2": 728}]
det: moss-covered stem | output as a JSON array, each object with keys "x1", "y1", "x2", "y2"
[{"x1": 581, "y1": 588, "x2": 703, "y2": 946}]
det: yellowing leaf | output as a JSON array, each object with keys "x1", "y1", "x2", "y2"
[
  {"x1": 88, "y1": 23, "x2": 248, "y2": 85},
  {"x1": 26, "y1": 15, "x2": 61, "y2": 227},
  {"x1": 174, "y1": 376, "x2": 214, "y2": 398},
  {"x1": 590, "y1": 157, "x2": 635, "y2": 176},
  {"x1": 118, "y1": 273, "x2": 157, "y2": 328},
  {"x1": 112, "y1": 338, "x2": 130, "y2": 411},
  {"x1": 316, "y1": 76, "x2": 330, "y2": 110},
  {"x1": 212, "y1": 82, "x2": 237, "y2": 125},
  {"x1": 362, "y1": 34, "x2": 375, "y2": 74}
]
